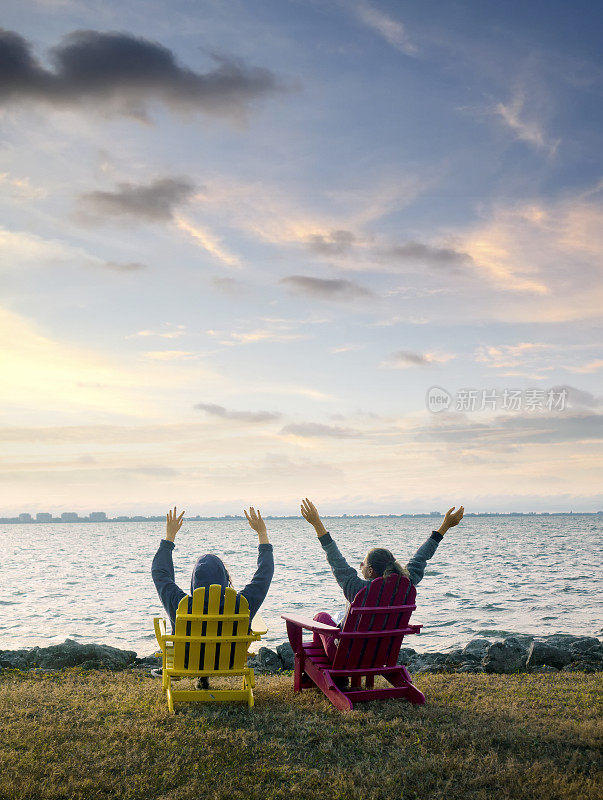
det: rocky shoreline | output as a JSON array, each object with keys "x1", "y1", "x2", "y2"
[{"x1": 1, "y1": 632, "x2": 601, "y2": 675}]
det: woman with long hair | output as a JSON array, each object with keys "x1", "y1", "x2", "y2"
[{"x1": 300, "y1": 498, "x2": 463, "y2": 661}]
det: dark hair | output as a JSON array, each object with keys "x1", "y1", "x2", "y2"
[{"x1": 366, "y1": 547, "x2": 410, "y2": 580}]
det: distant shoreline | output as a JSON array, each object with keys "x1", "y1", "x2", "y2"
[{"x1": 2, "y1": 511, "x2": 602, "y2": 523}]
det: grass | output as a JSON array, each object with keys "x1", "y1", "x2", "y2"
[{"x1": 0, "y1": 669, "x2": 601, "y2": 800}]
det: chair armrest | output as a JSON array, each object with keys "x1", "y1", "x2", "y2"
[
  {"x1": 281, "y1": 613, "x2": 342, "y2": 636},
  {"x1": 250, "y1": 612, "x2": 268, "y2": 636},
  {"x1": 153, "y1": 617, "x2": 166, "y2": 651}
]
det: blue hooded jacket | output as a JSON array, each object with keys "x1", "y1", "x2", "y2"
[{"x1": 151, "y1": 539, "x2": 274, "y2": 633}]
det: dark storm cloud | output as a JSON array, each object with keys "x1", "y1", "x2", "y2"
[
  {"x1": 305, "y1": 230, "x2": 357, "y2": 255},
  {"x1": 389, "y1": 350, "x2": 431, "y2": 366},
  {"x1": 280, "y1": 422, "x2": 361, "y2": 438},
  {"x1": 195, "y1": 403, "x2": 282, "y2": 423},
  {"x1": 0, "y1": 29, "x2": 284, "y2": 118},
  {"x1": 378, "y1": 242, "x2": 472, "y2": 270},
  {"x1": 280, "y1": 275, "x2": 373, "y2": 300},
  {"x1": 78, "y1": 177, "x2": 195, "y2": 222}
]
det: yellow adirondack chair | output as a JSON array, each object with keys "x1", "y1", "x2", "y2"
[{"x1": 153, "y1": 584, "x2": 267, "y2": 712}]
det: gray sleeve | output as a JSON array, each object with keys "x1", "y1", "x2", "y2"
[
  {"x1": 319, "y1": 534, "x2": 370, "y2": 603},
  {"x1": 405, "y1": 532, "x2": 443, "y2": 586}
]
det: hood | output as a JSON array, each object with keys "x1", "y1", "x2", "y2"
[{"x1": 190, "y1": 553, "x2": 229, "y2": 595}]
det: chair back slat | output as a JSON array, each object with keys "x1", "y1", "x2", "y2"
[
  {"x1": 186, "y1": 586, "x2": 205, "y2": 669},
  {"x1": 232, "y1": 594, "x2": 251, "y2": 669},
  {"x1": 217, "y1": 587, "x2": 237, "y2": 670},
  {"x1": 332, "y1": 579, "x2": 383, "y2": 669},
  {"x1": 200, "y1": 585, "x2": 221, "y2": 670},
  {"x1": 174, "y1": 593, "x2": 193, "y2": 671},
  {"x1": 384, "y1": 581, "x2": 416, "y2": 666},
  {"x1": 332, "y1": 575, "x2": 416, "y2": 670},
  {"x1": 371, "y1": 576, "x2": 412, "y2": 667}
]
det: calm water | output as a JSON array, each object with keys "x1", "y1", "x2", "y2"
[{"x1": 1, "y1": 516, "x2": 601, "y2": 656}]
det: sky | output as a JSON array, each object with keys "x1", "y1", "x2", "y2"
[{"x1": 1, "y1": 0, "x2": 602, "y2": 516}]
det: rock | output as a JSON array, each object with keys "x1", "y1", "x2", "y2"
[
  {"x1": 544, "y1": 634, "x2": 593, "y2": 650},
  {"x1": 407, "y1": 653, "x2": 449, "y2": 673},
  {"x1": 0, "y1": 640, "x2": 136, "y2": 671},
  {"x1": 462, "y1": 639, "x2": 492, "y2": 658},
  {"x1": 530, "y1": 664, "x2": 559, "y2": 673},
  {"x1": 397, "y1": 647, "x2": 417, "y2": 665},
  {"x1": 483, "y1": 638, "x2": 528, "y2": 673},
  {"x1": 527, "y1": 641, "x2": 572, "y2": 670},
  {"x1": 133, "y1": 654, "x2": 162, "y2": 668},
  {"x1": 248, "y1": 647, "x2": 282, "y2": 674},
  {"x1": 276, "y1": 642, "x2": 295, "y2": 670},
  {"x1": 562, "y1": 660, "x2": 603, "y2": 673},
  {"x1": 457, "y1": 663, "x2": 483, "y2": 673},
  {"x1": 569, "y1": 639, "x2": 602, "y2": 656}
]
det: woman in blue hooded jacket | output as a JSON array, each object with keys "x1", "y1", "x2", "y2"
[{"x1": 151, "y1": 505, "x2": 274, "y2": 682}]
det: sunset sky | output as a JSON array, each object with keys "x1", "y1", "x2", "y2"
[{"x1": 1, "y1": 0, "x2": 602, "y2": 516}]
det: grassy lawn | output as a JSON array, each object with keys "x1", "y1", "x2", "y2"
[{"x1": 0, "y1": 670, "x2": 600, "y2": 800}]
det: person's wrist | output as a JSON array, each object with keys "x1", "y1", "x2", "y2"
[
  {"x1": 437, "y1": 524, "x2": 448, "y2": 535},
  {"x1": 314, "y1": 523, "x2": 327, "y2": 537}
]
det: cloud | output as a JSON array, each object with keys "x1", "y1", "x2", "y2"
[
  {"x1": 383, "y1": 350, "x2": 456, "y2": 368},
  {"x1": 492, "y1": 91, "x2": 559, "y2": 156},
  {"x1": 280, "y1": 275, "x2": 373, "y2": 300},
  {"x1": 102, "y1": 261, "x2": 146, "y2": 271},
  {"x1": 174, "y1": 215, "x2": 241, "y2": 266},
  {"x1": 144, "y1": 350, "x2": 198, "y2": 361},
  {"x1": 128, "y1": 324, "x2": 186, "y2": 339},
  {"x1": 551, "y1": 386, "x2": 603, "y2": 409},
  {"x1": 305, "y1": 230, "x2": 357, "y2": 255},
  {"x1": 195, "y1": 403, "x2": 281, "y2": 423},
  {"x1": 377, "y1": 241, "x2": 472, "y2": 271},
  {"x1": 352, "y1": 2, "x2": 417, "y2": 56},
  {"x1": 565, "y1": 359, "x2": 603, "y2": 374},
  {"x1": 475, "y1": 343, "x2": 553, "y2": 371},
  {"x1": 280, "y1": 422, "x2": 360, "y2": 438},
  {"x1": 0, "y1": 28, "x2": 284, "y2": 119},
  {"x1": 210, "y1": 276, "x2": 247, "y2": 295},
  {"x1": 416, "y1": 411, "x2": 603, "y2": 446},
  {"x1": 78, "y1": 177, "x2": 194, "y2": 222}
]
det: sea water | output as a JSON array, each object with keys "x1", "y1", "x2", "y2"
[{"x1": 1, "y1": 515, "x2": 601, "y2": 656}]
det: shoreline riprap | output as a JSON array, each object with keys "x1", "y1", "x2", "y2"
[{"x1": 1, "y1": 632, "x2": 601, "y2": 675}]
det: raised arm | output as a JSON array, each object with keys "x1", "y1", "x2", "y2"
[
  {"x1": 301, "y1": 498, "x2": 368, "y2": 603},
  {"x1": 151, "y1": 506, "x2": 187, "y2": 627},
  {"x1": 240, "y1": 506, "x2": 274, "y2": 621},
  {"x1": 406, "y1": 505, "x2": 464, "y2": 586}
]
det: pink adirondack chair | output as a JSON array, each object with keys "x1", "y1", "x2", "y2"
[{"x1": 281, "y1": 574, "x2": 425, "y2": 711}]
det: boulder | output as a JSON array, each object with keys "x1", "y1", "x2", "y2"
[
  {"x1": 457, "y1": 663, "x2": 483, "y2": 673},
  {"x1": 276, "y1": 642, "x2": 295, "y2": 670},
  {"x1": 397, "y1": 647, "x2": 417, "y2": 665},
  {"x1": 407, "y1": 652, "x2": 448, "y2": 673},
  {"x1": 544, "y1": 634, "x2": 594, "y2": 650},
  {"x1": 569, "y1": 638, "x2": 602, "y2": 656},
  {"x1": 530, "y1": 664, "x2": 559, "y2": 673},
  {"x1": 248, "y1": 646, "x2": 282, "y2": 673},
  {"x1": 526, "y1": 641, "x2": 572, "y2": 670},
  {"x1": 0, "y1": 640, "x2": 137, "y2": 671},
  {"x1": 483, "y1": 637, "x2": 528, "y2": 673},
  {"x1": 462, "y1": 639, "x2": 492, "y2": 659}
]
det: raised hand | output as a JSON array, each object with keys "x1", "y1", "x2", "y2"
[
  {"x1": 166, "y1": 506, "x2": 185, "y2": 542},
  {"x1": 244, "y1": 506, "x2": 269, "y2": 544},
  {"x1": 438, "y1": 505, "x2": 464, "y2": 535},
  {"x1": 301, "y1": 498, "x2": 327, "y2": 537}
]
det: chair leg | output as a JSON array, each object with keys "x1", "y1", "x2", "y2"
[{"x1": 166, "y1": 678, "x2": 175, "y2": 714}]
